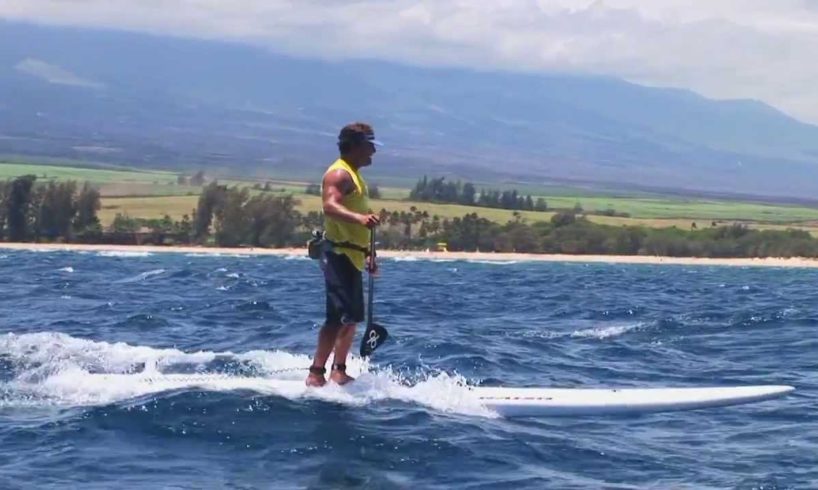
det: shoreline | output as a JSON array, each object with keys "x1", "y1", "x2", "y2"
[{"x1": 2, "y1": 242, "x2": 818, "y2": 268}]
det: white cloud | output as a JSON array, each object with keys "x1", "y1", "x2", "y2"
[{"x1": 2, "y1": 0, "x2": 818, "y2": 122}]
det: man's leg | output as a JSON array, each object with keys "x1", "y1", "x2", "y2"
[
  {"x1": 306, "y1": 323, "x2": 341, "y2": 387},
  {"x1": 329, "y1": 254, "x2": 364, "y2": 385},
  {"x1": 308, "y1": 250, "x2": 345, "y2": 387},
  {"x1": 329, "y1": 323, "x2": 356, "y2": 385},
  {"x1": 307, "y1": 251, "x2": 362, "y2": 387}
]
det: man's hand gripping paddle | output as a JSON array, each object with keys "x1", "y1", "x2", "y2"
[{"x1": 359, "y1": 228, "x2": 388, "y2": 357}]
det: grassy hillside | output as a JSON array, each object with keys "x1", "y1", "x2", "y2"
[
  {"x1": 96, "y1": 193, "x2": 818, "y2": 237},
  {"x1": 0, "y1": 161, "x2": 177, "y2": 184},
  {"x1": 5, "y1": 160, "x2": 818, "y2": 236},
  {"x1": 538, "y1": 195, "x2": 818, "y2": 222}
]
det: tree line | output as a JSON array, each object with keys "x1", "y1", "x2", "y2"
[
  {"x1": 2, "y1": 175, "x2": 817, "y2": 258},
  {"x1": 373, "y1": 209, "x2": 818, "y2": 258},
  {"x1": 190, "y1": 182, "x2": 302, "y2": 247},
  {"x1": 410, "y1": 175, "x2": 547, "y2": 211},
  {"x1": 184, "y1": 186, "x2": 818, "y2": 258},
  {"x1": 0, "y1": 175, "x2": 102, "y2": 242}
]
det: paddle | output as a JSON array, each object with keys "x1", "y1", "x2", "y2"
[{"x1": 359, "y1": 227, "x2": 388, "y2": 357}]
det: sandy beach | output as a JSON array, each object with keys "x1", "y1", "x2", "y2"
[{"x1": 2, "y1": 242, "x2": 818, "y2": 268}]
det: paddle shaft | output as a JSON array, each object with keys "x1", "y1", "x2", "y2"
[
  {"x1": 367, "y1": 228, "x2": 375, "y2": 328},
  {"x1": 359, "y1": 227, "x2": 388, "y2": 357}
]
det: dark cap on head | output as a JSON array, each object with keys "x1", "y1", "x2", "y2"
[{"x1": 338, "y1": 122, "x2": 383, "y2": 152}]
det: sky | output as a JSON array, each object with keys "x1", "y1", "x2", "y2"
[{"x1": 2, "y1": 0, "x2": 818, "y2": 123}]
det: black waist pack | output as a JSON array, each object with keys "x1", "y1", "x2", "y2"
[
  {"x1": 307, "y1": 230, "x2": 370, "y2": 259},
  {"x1": 307, "y1": 230, "x2": 325, "y2": 260}
]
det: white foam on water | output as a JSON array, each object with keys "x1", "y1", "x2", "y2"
[
  {"x1": 96, "y1": 251, "x2": 153, "y2": 257},
  {"x1": 115, "y1": 268, "x2": 166, "y2": 283},
  {"x1": 465, "y1": 260, "x2": 519, "y2": 265},
  {"x1": 519, "y1": 322, "x2": 644, "y2": 341},
  {"x1": 58, "y1": 267, "x2": 74, "y2": 273},
  {"x1": 570, "y1": 323, "x2": 643, "y2": 340},
  {"x1": 1, "y1": 331, "x2": 216, "y2": 380},
  {"x1": 284, "y1": 255, "x2": 309, "y2": 261},
  {"x1": 386, "y1": 256, "x2": 517, "y2": 266},
  {"x1": 0, "y1": 332, "x2": 494, "y2": 417},
  {"x1": 390, "y1": 256, "x2": 419, "y2": 262},
  {"x1": 781, "y1": 307, "x2": 799, "y2": 317},
  {"x1": 518, "y1": 330, "x2": 563, "y2": 340}
]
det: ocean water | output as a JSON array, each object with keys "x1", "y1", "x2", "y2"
[{"x1": 0, "y1": 249, "x2": 815, "y2": 489}]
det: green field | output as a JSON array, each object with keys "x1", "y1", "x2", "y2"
[
  {"x1": 97, "y1": 194, "x2": 554, "y2": 225},
  {"x1": 6, "y1": 160, "x2": 818, "y2": 236},
  {"x1": 99, "y1": 195, "x2": 200, "y2": 224},
  {"x1": 0, "y1": 162, "x2": 178, "y2": 185},
  {"x1": 540, "y1": 195, "x2": 818, "y2": 222},
  {"x1": 95, "y1": 194, "x2": 818, "y2": 238}
]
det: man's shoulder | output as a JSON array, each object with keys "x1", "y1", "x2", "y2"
[
  {"x1": 324, "y1": 167, "x2": 354, "y2": 182},
  {"x1": 322, "y1": 165, "x2": 355, "y2": 195}
]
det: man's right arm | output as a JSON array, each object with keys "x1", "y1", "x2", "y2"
[{"x1": 322, "y1": 169, "x2": 380, "y2": 228}]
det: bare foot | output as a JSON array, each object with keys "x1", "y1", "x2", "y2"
[
  {"x1": 305, "y1": 372, "x2": 326, "y2": 387},
  {"x1": 329, "y1": 370, "x2": 355, "y2": 385}
]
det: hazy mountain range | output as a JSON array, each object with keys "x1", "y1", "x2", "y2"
[{"x1": 2, "y1": 21, "x2": 818, "y2": 199}]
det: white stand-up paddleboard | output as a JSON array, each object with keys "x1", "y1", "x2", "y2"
[
  {"x1": 79, "y1": 373, "x2": 794, "y2": 417},
  {"x1": 472, "y1": 385, "x2": 794, "y2": 417}
]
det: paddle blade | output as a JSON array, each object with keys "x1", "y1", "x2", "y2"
[{"x1": 359, "y1": 323, "x2": 388, "y2": 357}]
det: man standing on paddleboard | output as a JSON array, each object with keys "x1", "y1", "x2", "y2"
[{"x1": 306, "y1": 123, "x2": 381, "y2": 387}]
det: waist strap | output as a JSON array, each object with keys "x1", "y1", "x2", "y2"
[{"x1": 329, "y1": 239, "x2": 371, "y2": 256}]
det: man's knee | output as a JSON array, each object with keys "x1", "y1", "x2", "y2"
[
  {"x1": 323, "y1": 322, "x2": 356, "y2": 332},
  {"x1": 337, "y1": 323, "x2": 357, "y2": 339}
]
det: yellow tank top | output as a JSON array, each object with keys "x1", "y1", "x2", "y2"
[{"x1": 323, "y1": 158, "x2": 370, "y2": 271}]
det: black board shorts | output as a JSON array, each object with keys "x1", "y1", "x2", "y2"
[{"x1": 321, "y1": 250, "x2": 364, "y2": 326}]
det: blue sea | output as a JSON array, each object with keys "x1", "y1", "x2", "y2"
[{"x1": 0, "y1": 249, "x2": 815, "y2": 489}]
